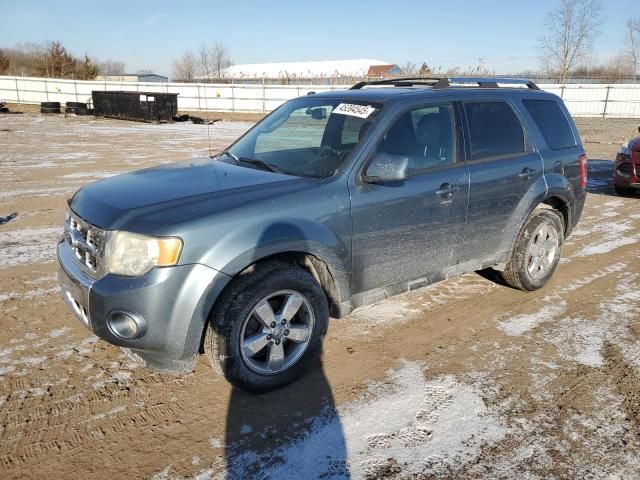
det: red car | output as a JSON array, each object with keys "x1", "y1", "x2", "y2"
[{"x1": 614, "y1": 134, "x2": 640, "y2": 195}]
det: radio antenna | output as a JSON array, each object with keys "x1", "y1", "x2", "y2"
[{"x1": 207, "y1": 120, "x2": 214, "y2": 158}]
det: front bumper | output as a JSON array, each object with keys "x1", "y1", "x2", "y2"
[
  {"x1": 613, "y1": 154, "x2": 640, "y2": 188},
  {"x1": 57, "y1": 240, "x2": 231, "y2": 373}
]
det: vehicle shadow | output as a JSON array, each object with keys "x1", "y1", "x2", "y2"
[
  {"x1": 223, "y1": 354, "x2": 350, "y2": 479},
  {"x1": 586, "y1": 159, "x2": 637, "y2": 198},
  {"x1": 219, "y1": 221, "x2": 350, "y2": 478}
]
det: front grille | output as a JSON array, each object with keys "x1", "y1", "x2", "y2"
[{"x1": 64, "y1": 211, "x2": 105, "y2": 276}]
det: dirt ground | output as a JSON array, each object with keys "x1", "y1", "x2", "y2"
[{"x1": 0, "y1": 113, "x2": 639, "y2": 479}]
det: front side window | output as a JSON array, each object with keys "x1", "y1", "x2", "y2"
[
  {"x1": 374, "y1": 104, "x2": 458, "y2": 173},
  {"x1": 228, "y1": 98, "x2": 382, "y2": 177},
  {"x1": 464, "y1": 101, "x2": 526, "y2": 161}
]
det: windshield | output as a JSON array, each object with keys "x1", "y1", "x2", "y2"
[{"x1": 224, "y1": 97, "x2": 382, "y2": 177}]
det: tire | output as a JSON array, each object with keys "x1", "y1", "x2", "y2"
[
  {"x1": 501, "y1": 209, "x2": 564, "y2": 291},
  {"x1": 41, "y1": 102, "x2": 60, "y2": 108},
  {"x1": 614, "y1": 184, "x2": 634, "y2": 196},
  {"x1": 40, "y1": 107, "x2": 61, "y2": 114},
  {"x1": 205, "y1": 262, "x2": 329, "y2": 392},
  {"x1": 65, "y1": 102, "x2": 88, "y2": 115}
]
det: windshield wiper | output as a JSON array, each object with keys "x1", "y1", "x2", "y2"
[
  {"x1": 237, "y1": 158, "x2": 284, "y2": 174},
  {"x1": 219, "y1": 150, "x2": 284, "y2": 174}
]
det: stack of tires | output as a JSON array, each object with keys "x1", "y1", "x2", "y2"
[
  {"x1": 65, "y1": 102, "x2": 89, "y2": 115},
  {"x1": 40, "y1": 102, "x2": 61, "y2": 114}
]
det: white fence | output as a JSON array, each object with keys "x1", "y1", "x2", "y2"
[{"x1": 1, "y1": 75, "x2": 640, "y2": 118}]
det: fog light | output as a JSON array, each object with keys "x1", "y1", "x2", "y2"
[{"x1": 107, "y1": 311, "x2": 147, "y2": 339}]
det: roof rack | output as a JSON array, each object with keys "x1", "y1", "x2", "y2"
[
  {"x1": 350, "y1": 77, "x2": 540, "y2": 90},
  {"x1": 350, "y1": 77, "x2": 441, "y2": 89}
]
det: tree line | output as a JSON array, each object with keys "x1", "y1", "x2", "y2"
[
  {"x1": 539, "y1": 0, "x2": 639, "y2": 83},
  {"x1": 0, "y1": 41, "x2": 127, "y2": 79},
  {"x1": 172, "y1": 42, "x2": 232, "y2": 82}
]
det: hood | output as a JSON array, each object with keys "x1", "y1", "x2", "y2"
[{"x1": 70, "y1": 158, "x2": 315, "y2": 232}]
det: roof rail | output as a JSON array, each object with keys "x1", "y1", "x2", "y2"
[
  {"x1": 350, "y1": 77, "x2": 540, "y2": 90},
  {"x1": 433, "y1": 77, "x2": 540, "y2": 90},
  {"x1": 349, "y1": 77, "x2": 441, "y2": 89}
]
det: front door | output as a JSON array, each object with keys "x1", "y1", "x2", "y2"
[{"x1": 349, "y1": 103, "x2": 469, "y2": 299}]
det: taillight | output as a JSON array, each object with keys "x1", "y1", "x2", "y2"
[{"x1": 579, "y1": 153, "x2": 588, "y2": 188}]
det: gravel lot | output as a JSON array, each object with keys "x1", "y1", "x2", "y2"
[{"x1": 0, "y1": 113, "x2": 639, "y2": 479}]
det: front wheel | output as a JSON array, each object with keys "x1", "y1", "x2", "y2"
[
  {"x1": 614, "y1": 184, "x2": 635, "y2": 196},
  {"x1": 501, "y1": 209, "x2": 564, "y2": 291},
  {"x1": 205, "y1": 262, "x2": 329, "y2": 392}
]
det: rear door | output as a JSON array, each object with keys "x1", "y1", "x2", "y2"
[
  {"x1": 460, "y1": 99, "x2": 544, "y2": 263},
  {"x1": 520, "y1": 98, "x2": 583, "y2": 189},
  {"x1": 349, "y1": 102, "x2": 469, "y2": 297}
]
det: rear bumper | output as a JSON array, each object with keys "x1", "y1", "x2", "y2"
[
  {"x1": 566, "y1": 187, "x2": 587, "y2": 237},
  {"x1": 57, "y1": 240, "x2": 231, "y2": 373}
]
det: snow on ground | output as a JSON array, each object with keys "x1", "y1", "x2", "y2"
[
  {"x1": 0, "y1": 226, "x2": 61, "y2": 267},
  {"x1": 568, "y1": 219, "x2": 638, "y2": 258},
  {"x1": 183, "y1": 362, "x2": 508, "y2": 480},
  {"x1": 497, "y1": 297, "x2": 566, "y2": 336}
]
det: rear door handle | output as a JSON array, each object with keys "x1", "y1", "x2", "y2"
[
  {"x1": 436, "y1": 183, "x2": 459, "y2": 199},
  {"x1": 518, "y1": 167, "x2": 535, "y2": 179}
]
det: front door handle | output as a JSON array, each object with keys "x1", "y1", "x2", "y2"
[
  {"x1": 518, "y1": 167, "x2": 535, "y2": 180},
  {"x1": 436, "y1": 183, "x2": 459, "y2": 199}
]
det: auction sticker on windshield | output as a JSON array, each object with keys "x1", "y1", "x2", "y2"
[{"x1": 333, "y1": 103, "x2": 376, "y2": 119}]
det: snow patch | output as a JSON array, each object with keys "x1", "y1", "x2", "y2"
[
  {"x1": 497, "y1": 298, "x2": 566, "y2": 336},
  {"x1": 214, "y1": 362, "x2": 507, "y2": 479},
  {"x1": 570, "y1": 221, "x2": 638, "y2": 258},
  {"x1": 0, "y1": 226, "x2": 61, "y2": 267},
  {"x1": 543, "y1": 317, "x2": 606, "y2": 367},
  {"x1": 351, "y1": 298, "x2": 417, "y2": 325}
]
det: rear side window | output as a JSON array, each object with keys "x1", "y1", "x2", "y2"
[
  {"x1": 464, "y1": 101, "x2": 526, "y2": 161},
  {"x1": 522, "y1": 99, "x2": 576, "y2": 150}
]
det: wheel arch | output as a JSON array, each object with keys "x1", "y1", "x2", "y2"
[
  {"x1": 196, "y1": 248, "x2": 352, "y2": 354},
  {"x1": 540, "y1": 194, "x2": 571, "y2": 236},
  {"x1": 499, "y1": 180, "x2": 573, "y2": 262},
  {"x1": 231, "y1": 250, "x2": 350, "y2": 319}
]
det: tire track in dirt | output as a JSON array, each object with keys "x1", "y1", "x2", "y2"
[{"x1": 2, "y1": 116, "x2": 639, "y2": 479}]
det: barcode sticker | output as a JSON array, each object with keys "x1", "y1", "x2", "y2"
[{"x1": 333, "y1": 103, "x2": 376, "y2": 119}]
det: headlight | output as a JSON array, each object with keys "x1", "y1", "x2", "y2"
[
  {"x1": 104, "y1": 231, "x2": 182, "y2": 276},
  {"x1": 618, "y1": 141, "x2": 631, "y2": 156}
]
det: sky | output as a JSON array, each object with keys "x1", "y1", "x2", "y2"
[{"x1": 0, "y1": 0, "x2": 636, "y2": 77}]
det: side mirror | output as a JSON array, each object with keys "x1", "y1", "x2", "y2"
[
  {"x1": 364, "y1": 153, "x2": 409, "y2": 183},
  {"x1": 306, "y1": 107, "x2": 326, "y2": 120}
]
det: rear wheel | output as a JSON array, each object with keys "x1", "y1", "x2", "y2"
[
  {"x1": 205, "y1": 262, "x2": 328, "y2": 392},
  {"x1": 501, "y1": 209, "x2": 564, "y2": 291}
]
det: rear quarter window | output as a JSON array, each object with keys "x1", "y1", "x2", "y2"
[{"x1": 522, "y1": 99, "x2": 576, "y2": 150}]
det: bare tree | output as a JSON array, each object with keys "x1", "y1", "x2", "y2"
[
  {"x1": 539, "y1": 0, "x2": 603, "y2": 83},
  {"x1": 98, "y1": 60, "x2": 126, "y2": 75},
  {"x1": 78, "y1": 54, "x2": 99, "y2": 80},
  {"x1": 35, "y1": 41, "x2": 77, "y2": 78},
  {"x1": 401, "y1": 62, "x2": 418, "y2": 75},
  {"x1": 198, "y1": 44, "x2": 212, "y2": 79},
  {"x1": 626, "y1": 18, "x2": 640, "y2": 82},
  {"x1": 172, "y1": 51, "x2": 198, "y2": 82},
  {"x1": 419, "y1": 63, "x2": 434, "y2": 76},
  {"x1": 0, "y1": 50, "x2": 10, "y2": 74},
  {"x1": 210, "y1": 42, "x2": 232, "y2": 79}
]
